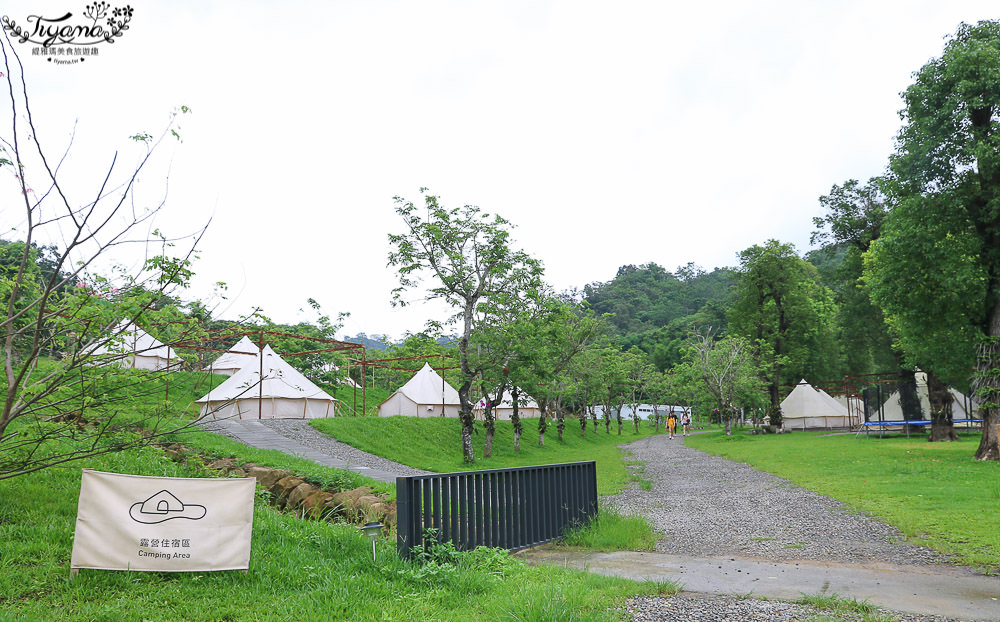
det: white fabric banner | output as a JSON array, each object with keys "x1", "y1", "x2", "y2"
[{"x1": 70, "y1": 469, "x2": 255, "y2": 572}]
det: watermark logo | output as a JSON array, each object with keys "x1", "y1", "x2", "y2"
[{"x1": 1, "y1": 3, "x2": 133, "y2": 65}]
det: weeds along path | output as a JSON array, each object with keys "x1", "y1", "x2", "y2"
[{"x1": 606, "y1": 433, "x2": 947, "y2": 566}]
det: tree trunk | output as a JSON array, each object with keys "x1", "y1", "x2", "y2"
[
  {"x1": 974, "y1": 301, "x2": 1000, "y2": 460},
  {"x1": 580, "y1": 413, "x2": 586, "y2": 437},
  {"x1": 511, "y1": 388, "x2": 522, "y2": 452},
  {"x1": 557, "y1": 412, "x2": 564, "y2": 441},
  {"x1": 927, "y1": 371, "x2": 958, "y2": 442},
  {"x1": 461, "y1": 423, "x2": 474, "y2": 462},
  {"x1": 537, "y1": 401, "x2": 547, "y2": 447},
  {"x1": 768, "y1": 381, "x2": 783, "y2": 428}
]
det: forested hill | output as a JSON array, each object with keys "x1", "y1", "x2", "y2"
[{"x1": 582, "y1": 262, "x2": 736, "y2": 370}]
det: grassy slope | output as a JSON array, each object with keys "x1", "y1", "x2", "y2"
[
  {"x1": 311, "y1": 416, "x2": 659, "y2": 496},
  {"x1": 0, "y1": 445, "x2": 671, "y2": 622},
  {"x1": 686, "y1": 430, "x2": 1000, "y2": 570}
]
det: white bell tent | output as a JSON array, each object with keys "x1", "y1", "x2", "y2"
[
  {"x1": 484, "y1": 389, "x2": 539, "y2": 420},
  {"x1": 203, "y1": 336, "x2": 261, "y2": 376},
  {"x1": 378, "y1": 362, "x2": 460, "y2": 417},
  {"x1": 780, "y1": 380, "x2": 851, "y2": 430},
  {"x1": 877, "y1": 370, "x2": 977, "y2": 421},
  {"x1": 196, "y1": 345, "x2": 337, "y2": 419},
  {"x1": 91, "y1": 323, "x2": 178, "y2": 371}
]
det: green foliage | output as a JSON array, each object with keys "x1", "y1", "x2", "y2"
[
  {"x1": 729, "y1": 240, "x2": 842, "y2": 423},
  {"x1": 687, "y1": 430, "x2": 1000, "y2": 570},
  {"x1": 872, "y1": 19, "x2": 1000, "y2": 459},
  {"x1": 864, "y1": 195, "x2": 983, "y2": 384},
  {"x1": 561, "y1": 509, "x2": 660, "y2": 552},
  {"x1": 387, "y1": 189, "x2": 545, "y2": 462},
  {"x1": 582, "y1": 262, "x2": 736, "y2": 370}
]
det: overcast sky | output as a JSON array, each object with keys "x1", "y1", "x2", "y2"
[{"x1": 3, "y1": 1, "x2": 996, "y2": 340}]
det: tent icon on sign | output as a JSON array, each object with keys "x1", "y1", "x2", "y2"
[{"x1": 129, "y1": 490, "x2": 207, "y2": 524}]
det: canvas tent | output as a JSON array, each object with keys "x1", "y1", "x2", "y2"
[
  {"x1": 478, "y1": 389, "x2": 539, "y2": 420},
  {"x1": 876, "y1": 370, "x2": 977, "y2": 421},
  {"x1": 780, "y1": 380, "x2": 851, "y2": 430},
  {"x1": 195, "y1": 345, "x2": 337, "y2": 419},
  {"x1": 378, "y1": 363, "x2": 460, "y2": 417},
  {"x1": 91, "y1": 323, "x2": 178, "y2": 371},
  {"x1": 203, "y1": 336, "x2": 261, "y2": 376}
]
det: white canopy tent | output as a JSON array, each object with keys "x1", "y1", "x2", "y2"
[
  {"x1": 91, "y1": 323, "x2": 178, "y2": 371},
  {"x1": 195, "y1": 345, "x2": 337, "y2": 419},
  {"x1": 203, "y1": 336, "x2": 261, "y2": 376},
  {"x1": 780, "y1": 380, "x2": 851, "y2": 430},
  {"x1": 378, "y1": 363, "x2": 460, "y2": 417},
  {"x1": 478, "y1": 388, "x2": 540, "y2": 420}
]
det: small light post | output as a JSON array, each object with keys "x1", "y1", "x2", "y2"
[{"x1": 359, "y1": 521, "x2": 383, "y2": 562}]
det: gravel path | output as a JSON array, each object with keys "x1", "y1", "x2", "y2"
[
  {"x1": 247, "y1": 419, "x2": 430, "y2": 477},
  {"x1": 623, "y1": 593, "x2": 972, "y2": 622},
  {"x1": 605, "y1": 433, "x2": 949, "y2": 565},
  {"x1": 607, "y1": 433, "x2": 984, "y2": 622}
]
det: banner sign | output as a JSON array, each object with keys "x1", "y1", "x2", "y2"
[{"x1": 70, "y1": 469, "x2": 255, "y2": 573}]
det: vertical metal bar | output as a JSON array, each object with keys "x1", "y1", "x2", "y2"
[
  {"x1": 458, "y1": 474, "x2": 467, "y2": 550},
  {"x1": 439, "y1": 476, "x2": 449, "y2": 542},
  {"x1": 432, "y1": 477, "x2": 442, "y2": 540},
  {"x1": 553, "y1": 466, "x2": 561, "y2": 538},
  {"x1": 450, "y1": 475, "x2": 460, "y2": 548},
  {"x1": 494, "y1": 471, "x2": 503, "y2": 547},
  {"x1": 396, "y1": 476, "x2": 411, "y2": 559},
  {"x1": 505, "y1": 469, "x2": 514, "y2": 549},
  {"x1": 587, "y1": 461, "x2": 598, "y2": 516},
  {"x1": 474, "y1": 473, "x2": 483, "y2": 548},
  {"x1": 422, "y1": 478, "x2": 432, "y2": 552},
  {"x1": 497, "y1": 470, "x2": 507, "y2": 549},
  {"x1": 523, "y1": 468, "x2": 532, "y2": 546}
]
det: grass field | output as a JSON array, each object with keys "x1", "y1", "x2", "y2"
[
  {"x1": 311, "y1": 415, "x2": 660, "y2": 496},
  {"x1": 0, "y1": 442, "x2": 675, "y2": 621},
  {"x1": 686, "y1": 429, "x2": 1000, "y2": 570}
]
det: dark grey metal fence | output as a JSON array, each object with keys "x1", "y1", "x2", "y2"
[{"x1": 396, "y1": 461, "x2": 597, "y2": 559}]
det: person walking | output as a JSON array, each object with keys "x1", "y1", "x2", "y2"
[
  {"x1": 667, "y1": 410, "x2": 677, "y2": 439},
  {"x1": 681, "y1": 410, "x2": 692, "y2": 436}
]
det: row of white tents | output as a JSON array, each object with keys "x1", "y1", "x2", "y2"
[
  {"x1": 780, "y1": 376, "x2": 978, "y2": 430},
  {"x1": 108, "y1": 325, "x2": 977, "y2": 428},
  {"x1": 375, "y1": 363, "x2": 540, "y2": 419}
]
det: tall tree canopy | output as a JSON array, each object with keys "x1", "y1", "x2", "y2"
[
  {"x1": 387, "y1": 189, "x2": 544, "y2": 462},
  {"x1": 865, "y1": 20, "x2": 1000, "y2": 459},
  {"x1": 729, "y1": 240, "x2": 841, "y2": 427}
]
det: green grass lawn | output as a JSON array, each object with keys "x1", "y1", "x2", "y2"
[
  {"x1": 686, "y1": 429, "x2": 1000, "y2": 570},
  {"x1": 0, "y1": 443, "x2": 674, "y2": 621},
  {"x1": 312, "y1": 416, "x2": 661, "y2": 496}
]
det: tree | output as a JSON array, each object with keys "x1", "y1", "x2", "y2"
[
  {"x1": 622, "y1": 347, "x2": 656, "y2": 433},
  {"x1": 811, "y1": 178, "x2": 930, "y2": 429},
  {"x1": 687, "y1": 329, "x2": 764, "y2": 435},
  {"x1": 729, "y1": 240, "x2": 841, "y2": 427},
  {"x1": 387, "y1": 190, "x2": 544, "y2": 462},
  {"x1": 516, "y1": 299, "x2": 608, "y2": 446},
  {"x1": 0, "y1": 37, "x2": 205, "y2": 479},
  {"x1": 865, "y1": 20, "x2": 1000, "y2": 459}
]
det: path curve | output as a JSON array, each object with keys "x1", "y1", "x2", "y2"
[{"x1": 200, "y1": 418, "x2": 430, "y2": 483}]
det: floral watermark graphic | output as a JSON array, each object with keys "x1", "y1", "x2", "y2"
[{"x1": 1, "y1": 3, "x2": 133, "y2": 65}]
